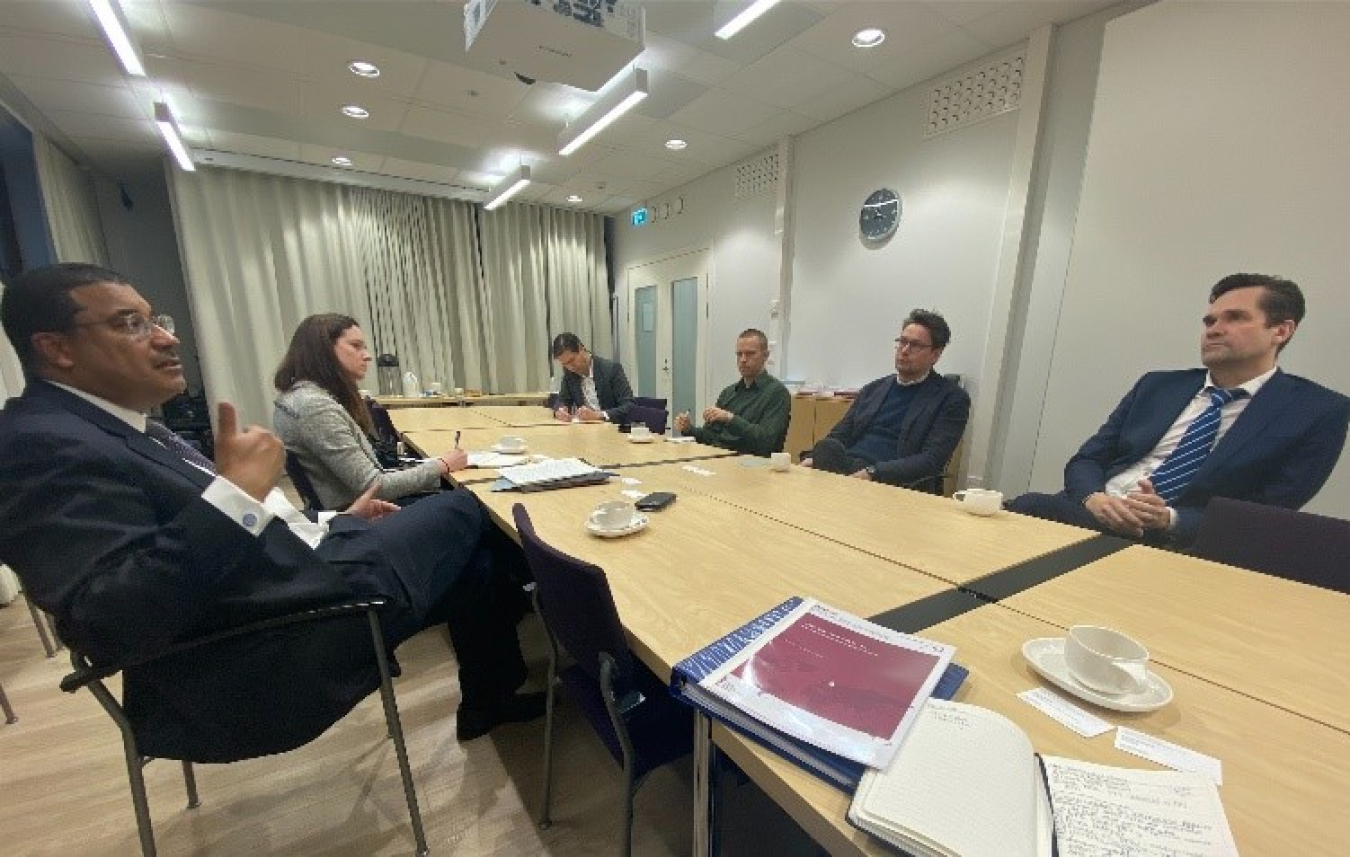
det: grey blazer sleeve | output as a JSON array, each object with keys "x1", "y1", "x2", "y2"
[{"x1": 276, "y1": 391, "x2": 440, "y2": 508}]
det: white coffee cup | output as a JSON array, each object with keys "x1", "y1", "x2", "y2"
[
  {"x1": 358, "y1": 389, "x2": 371, "y2": 398},
  {"x1": 630, "y1": 424, "x2": 651, "y2": 439},
  {"x1": 591, "y1": 499, "x2": 636, "y2": 530},
  {"x1": 770, "y1": 451, "x2": 791, "y2": 472},
  {"x1": 428, "y1": 381, "x2": 443, "y2": 395},
  {"x1": 453, "y1": 387, "x2": 465, "y2": 396},
  {"x1": 953, "y1": 488, "x2": 1003, "y2": 516},
  {"x1": 497, "y1": 435, "x2": 527, "y2": 452},
  {"x1": 1064, "y1": 625, "x2": 1151, "y2": 695}
]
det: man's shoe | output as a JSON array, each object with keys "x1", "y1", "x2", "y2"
[{"x1": 456, "y1": 691, "x2": 547, "y2": 742}]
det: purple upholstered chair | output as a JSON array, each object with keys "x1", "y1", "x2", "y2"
[
  {"x1": 512, "y1": 504, "x2": 692, "y2": 857},
  {"x1": 631, "y1": 396, "x2": 667, "y2": 410},
  {"x1": 1188, "y1": 497, "x2": 1349, "y2": 594},
  {"x1": 624, "y1": 404, "x2": 668, "y2": 435}
]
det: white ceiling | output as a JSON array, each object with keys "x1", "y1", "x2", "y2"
[{"x1": 0, "y1": 1, "x2": 1114, "y2": 214}]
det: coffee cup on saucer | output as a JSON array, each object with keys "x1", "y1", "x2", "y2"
[
  {"x1": 591, "y1": 499, "x2": 637, "y2": 531},
  {"x1": 953, "y1": 488, "x2": 1003, "y2": 516},
  {"x1": 1064, "y1": 625, "x2": 1151, "y2": 695},
  {"x1": 769, "y1": 451, "x2": 791, "y2": 472},
  {"x1": 427, "y1": 381, "x2": 443, "y2": 395},
  {"x1": 630, "y1": 424, "x2": 652, "y2": 440},
  {"x1": 497, "y1": 435, "x2": 527, "y2": 453}
]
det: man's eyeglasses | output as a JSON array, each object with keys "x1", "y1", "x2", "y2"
[
  {"x1": 70, "y1": 313, "x2": 175, "y2": 339},
  {"x1": 894, "y1": 337, "x2": 933, "y2": 352}
]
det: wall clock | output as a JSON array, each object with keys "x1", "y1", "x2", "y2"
[{"x1": 860, "y1": 188, "x2": 901, "y2": 242}]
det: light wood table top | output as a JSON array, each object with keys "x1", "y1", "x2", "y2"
[
  {"x1": 375, "y1": 392, "x2": 548, "y2": 407},
  {"x1": 603, "y1": 458, "x2": 1095, "y2": 586},
  {"x1": 465, "y1": 481, "x2": 950, "y2": 681},
  {"x1": 404, "y1": 425, "x2": 735, "y2": 480},
  {"x1": 716, "y1": 604, "x2": 1350, "y2": 857},
  {"x1": 1001, "y1": 545, "x2": 1350, "y2": 734},
  {"x1": 388, "y1": 407, "x2": 513, "y2": 432}
]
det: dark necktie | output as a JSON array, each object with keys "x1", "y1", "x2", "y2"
[
  {"x1": 145, "y1": 419, "x2": 217, "y2": 474},
  {"x1": 1149, "y1": 387, "x2": 1246, "y2": 503}
]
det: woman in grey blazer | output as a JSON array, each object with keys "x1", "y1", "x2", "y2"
[{"x1": 273, "y1": 314, "x2": 466, "y2": 509}]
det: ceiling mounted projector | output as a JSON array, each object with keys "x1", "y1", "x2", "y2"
[{"x1": 464, "y1": 0, "x2": 645, "y2": 92}]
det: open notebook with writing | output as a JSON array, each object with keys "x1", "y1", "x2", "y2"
[
  {"x1": 849, "y1": 699, "x2": 1239, "y2": 857},
  {"x1": 491, "y1": 457, "x2": 610, "y2": 492}
]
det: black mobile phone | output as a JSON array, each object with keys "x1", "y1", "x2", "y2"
[{"x1": 635, "y1": 491, "x2": 677, "y2": 512}]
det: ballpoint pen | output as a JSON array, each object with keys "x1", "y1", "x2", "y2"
[{"x1": 454, "y1": 430, "x2": 461, "y2": 449}]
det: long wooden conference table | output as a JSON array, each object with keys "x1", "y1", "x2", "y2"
[{"x1": 390, "y1": 407, "x2": 1348, "y2": 855}]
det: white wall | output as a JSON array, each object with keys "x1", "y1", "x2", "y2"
[
  {"x1": 611, "y1": 157, "x2": 782, "y2": 391},
  {"x1": 95, "y1": 170, "x2": 200, "y2": 392},
  {"x1": 1031, "y1": 1, "x2": 1350, "y2": 517}
]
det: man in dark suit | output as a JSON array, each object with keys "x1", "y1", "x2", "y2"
[
  {"x1": 1009, "y1": 273, "x2": 1349, "y2": 546},
  {"x1": 551, "y1": 331, "x2": 634, "y2": 424},
  {"x1": 803, "y1": 309, "x2": 970, "y2": 489},
  {"x1": 0, "y1": 264, "x2": 542, "y2": 761}
]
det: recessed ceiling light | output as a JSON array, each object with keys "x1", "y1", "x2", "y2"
[
  {"x1": 566, "y1": 194, "x2": 583, "y2": 203},
  {"x1": 332, "y1": 156, "x2": 353, "y2": 167},
  {"x1": 852, "y1": 28, "x2": 886, "y2": 48},
  {"x1": 665, "y1": 138, "x2": 688, "y2": 151},
  {"x1": 348, "y1": 60, "x2": 381, "y2": 78},
  {"x1": 341, "y1": 105, "x2": 369, "y2": 119}
]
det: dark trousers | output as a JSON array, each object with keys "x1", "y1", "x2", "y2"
[
  {"x1": 1007, "y1": 491, "x2": 1108, "y2": 531},
  {"x1": 808, "y1": 437, "x2": 869, "y2": 476},
  {"x1": 320, "y1": 490, "x2": 526, "y2": 708}
]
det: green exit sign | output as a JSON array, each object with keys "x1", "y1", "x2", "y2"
[{"x1": 631, "y1": 207, "x2": 649, "y2": 226}]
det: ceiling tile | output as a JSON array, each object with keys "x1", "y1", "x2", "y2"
[
  {"x1": 792, "y1": 74, "x2": 894, "y2": 122},
  {"x1": 790, "y1": 1, "x2": 962, "y2": 73},
  {"x1": 0, "y1": 32, "x2": 123, "y2": 82},
  {"x1": 961, "y1": 1, "x2": 1116, "y2": 49},
  {"x1": 923, "y1": 1, "x2": 1012, "y2": 27},
  {"x1": 159, "y1": 1, "x2": 306, "y2": 74},
  {"x1": 46, "y1": 109, "x2": 155, "y2": 144},
  {"x1": 726, "y1": 109, "x2": 818, "y2": 146},
  {"x1": 720, "y1": 46, "x2": 856, "y2": 109},
  {"x1": 0, "y1": 0, "x2": 95, "y2": 37},
  {"x1": 668, "y1": 88, "x2": 782, "y2": 136},
  {"x1": 865, "y1": 28, "x2": 991, "y2": 91},
  {"x1": 301, "y1": 80, "x2": 409, "y2": 132},
  {"x1": 158, "y1": 56, "x2": 304, "y2": 115},
  {"x1": 4, "y1": 74, "x2": 143, "y2": 119},
  {"x1": 300, "y1": 28, "x2": 430, "y2": 95},
  {"x1": 414, "y1": 59, "x2": 533, "y2": 118},
  {"x1": 208, "y1": 130, "x2": 302, "y2": 162}
]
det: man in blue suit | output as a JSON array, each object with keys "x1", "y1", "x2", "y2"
[
  {"x1": 1009, "y1": 273, "x2": 1349, "y2": 546},
  {"x1": 0, "y1": 264, "x2": 542, "y2": 760}
]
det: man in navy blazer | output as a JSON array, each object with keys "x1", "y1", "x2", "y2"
[
  {"x1": 0, "y1": 264, "x2": 542, "y2": 761},
  {"x1": 803, "y1": 309, "x2": 970, "y2": 489},
  {"x1": 551, "y1": 331, "x2": 634, "y2": 423},
  {"x1": 1009, "y1": 273, "x2": 1349, "y2": 545}
]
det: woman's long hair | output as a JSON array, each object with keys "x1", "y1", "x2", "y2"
[{"x1": 273, "y1": 313, "x2": 374, "y2": 435}]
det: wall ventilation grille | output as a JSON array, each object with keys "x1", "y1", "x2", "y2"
[
  {"x1": 734, "y1": 152, "x2": 778, "y2": 199},
  {"x1": 925, "y1": 50, "x2": 1024, "y2": 139}
]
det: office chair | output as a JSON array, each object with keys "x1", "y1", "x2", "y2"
[
  {"x1": 366, "y1": 397, "x2": 399, "y2": 444},
  {"x1": 58, "y1": 600, "x2": 428, "y2": 857},
  {"x1": 0, "y1": 679, "x2": 15, "y2": 724},
  {"x1": 1189, "y1": 497, "x2": 1350, "y2": 594},
  {"x1": 624, "y1": 404, "x2": 669, "y2": 435},
  {"x1": 512, "y1": 504, "x2": 692, "y2": 857},
  {"x1": 631, "y1": 396, "x2": 667, "y2": 410},
  {"x1": 284, "y1": 450, "x2": 326, "y2": 511}
]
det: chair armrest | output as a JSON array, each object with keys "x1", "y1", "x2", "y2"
[{"x1": 60, "y1": 599, "x2": 388, "y2": 694}]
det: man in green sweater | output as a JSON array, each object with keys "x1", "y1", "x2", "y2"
[{"x1": 675, "y1": 328, "x2": 790, "y2": 456}]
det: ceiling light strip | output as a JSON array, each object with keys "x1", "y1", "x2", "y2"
[
  {"x1": 715, "y1": 0, "x2": 782, "y2": 40},
  {"x1": 558, "y1": 67, "x2": 649, "y2": 157},
  {"x1": 89, "y1": 0, "x2": 145, "y2": 76},
  {"x1": 484, "y1": 165, "x2": 531, "y2": 211},
  {"x1": 154, "y1": 102, "x2": 195, "y2": 172}
]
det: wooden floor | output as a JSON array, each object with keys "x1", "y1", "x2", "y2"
[{"x1": 0, "y1": 592, "x2": 823, "y2": 856}]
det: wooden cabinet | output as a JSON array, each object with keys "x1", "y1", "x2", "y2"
[{"x1": 784, "y1": 395, "x2": 853, "y2": 461}]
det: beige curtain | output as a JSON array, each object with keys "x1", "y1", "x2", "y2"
[{"x1": 32, "y1": 134, "x2": 109, "y2": 266}]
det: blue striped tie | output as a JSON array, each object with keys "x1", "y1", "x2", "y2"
[
  {"x1": 1150, "y1": 387, "x2": 1245, "y2": 503},
  {"x1": 146, "y1": 419, "x2": 218, "y2": 474}
]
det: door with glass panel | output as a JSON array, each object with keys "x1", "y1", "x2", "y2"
[{"x1": 624, "y1": 248, "x2": 708, "y2": 424}]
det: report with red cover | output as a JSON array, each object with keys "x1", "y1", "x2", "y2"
[{"x1": 680, "y1": 598, "x2": 956, "y2": 770}]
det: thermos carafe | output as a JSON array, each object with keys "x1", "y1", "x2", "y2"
[{"x1": 376, "y1": 354, "x2": 400, "y2": 396}]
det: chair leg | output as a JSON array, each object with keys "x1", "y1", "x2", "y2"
[
  {"x1": 25, "y1": 594, "x2": 57, "y2": 658},
  {"x1": 621, "y1": 757, "x2": 636, "y2": 857},
  {"x1": 126, "y1": 752, "x2": 157, "y2": 857},
  {"x1": 0, "y1": 680, "x2": 16, "y2": 724},
  {"x1": 181, "y1": 762, "x2": 200, "y2": 808},
  {"x1": 537, "y1": 593, "x2": 560, "y2": 830},
  {"x1": 367, "y1": 611, "x2": 429, "y2": 857}
]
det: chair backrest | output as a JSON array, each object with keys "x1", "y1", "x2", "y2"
[
  {"x1": 366, "y1": 398, "x2": 398, "y2": 444},
  {"x1": 1188, "y1": 497, "x2": 1350, "y2": 593},
  {"x1": 512, "y1": 504, "x2": 636, "y2": 691},
  {"x1": 632, "y1": 396, "x2": 667, "y2": 410},
  {"x1": 625, "y1": 404, "x2": 668, "y2": 435},
  {"x1": 284, "y1": 450, "x2": 325, "y2": 511}
]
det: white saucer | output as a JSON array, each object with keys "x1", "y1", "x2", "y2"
[
  {"x1": 627, "y1": 434, "x2": 658, "y2": 443},
  {"x1": 491, "y1": 444, "x2": 528, "y2": 454},
  {"x1": 1022, "y1": 638, "x2": 1173, "y2": 712},
  {"x1": 586, "y1": 514, "x2": 649, "y2": 538}
]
